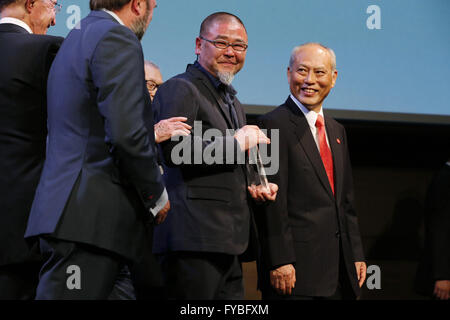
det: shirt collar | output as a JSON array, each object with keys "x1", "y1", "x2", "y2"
[
  {"x1": 101, "y1": 9, "x2": 125, "y2": 26},
  {"x1": 0, "y1": 17, "x2": 33, "y2": 34},
  {"x1": 193, "y1": 61, "x2": 237, "y2": 96},
  {"x1": 290, "y1": 94, "x2": 325, "y2": 129}
]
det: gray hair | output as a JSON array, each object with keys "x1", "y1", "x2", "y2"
[
  {"x1": 144, "y1": 60, "x2": 160, "y2": 70},
  {"x1": 289, "y1": 43, "x2": 336, "y2": 71}
]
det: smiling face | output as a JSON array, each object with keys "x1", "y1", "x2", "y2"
[
  {"x1": 288, "y1": 44, "x2": 337, "y2": 113},
  {"x1": 195, "y1": 17, "x2": 248, "y2": 82}
]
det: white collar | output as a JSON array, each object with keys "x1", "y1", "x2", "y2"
[
  {"x1": 446, "y1": 161, "x2": 450, "y2": 167},
  {"x1": 101, "y1": 9, "x2": 125, "y2": 26},
  {"x1": 290, "y1": 94, "x2": 325, "y2": 129},
  {"x1": 0, "y1": 17, "x2": 33, "y2": 34}
]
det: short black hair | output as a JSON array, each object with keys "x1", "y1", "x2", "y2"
[{"x1": 199, "y1": 12, "x2": 246, "y2": 37}]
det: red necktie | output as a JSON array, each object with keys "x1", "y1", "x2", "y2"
[{"x1": 315, "y1": 115, "x2": 334, "y2": 194}]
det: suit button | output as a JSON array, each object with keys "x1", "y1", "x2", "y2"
[{"x1": 335, "y1": 231, "x2": 340, "y2": 238}]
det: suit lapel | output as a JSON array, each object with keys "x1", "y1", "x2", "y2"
[
  {"x1": 326, "y1": 117, "x2": 344, "y2": 201},
  {"x1": 286, "y1": 97, "x2": 335, "y2": 199},
  {"x1": 187, "y1": 65, "x2": 235, "y2": 128}
]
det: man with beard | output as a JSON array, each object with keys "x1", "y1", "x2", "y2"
[
  {"x1": 0, "y1": 0, "x2": 62, "y2": 300},
  {"x1": 152, "y1": 12, "x2": 277, "y2": 299},
  {"x1": 25, "y1": 0, "x2": 169, "y2": 299}
]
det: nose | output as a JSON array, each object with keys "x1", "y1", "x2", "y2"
[
  {"x1": 304, "y1": 70, "x2": 316, "y2": 84},
  {"x1": 223, "y1": 45, "x2": 235, "y2": 57}
]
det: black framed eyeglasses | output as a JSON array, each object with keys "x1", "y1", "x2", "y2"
[
  {"x1": 199, "y1": 36, "x2": 248, "y2": 52},
  {"x1": 146, "y1": 80, "x2": 160, "y2": 92}
]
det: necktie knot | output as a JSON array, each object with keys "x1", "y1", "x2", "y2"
[{"x1": 315, "y1": 114, "x2": 324, "y2": 128}]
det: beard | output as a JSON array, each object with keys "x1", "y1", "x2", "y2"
[
  {"x1": 130, "y1": 9, "x2": 150, "y2": 40},
  {"x1": 217, "y1": 71, "x2": 235, "y2": 86}
]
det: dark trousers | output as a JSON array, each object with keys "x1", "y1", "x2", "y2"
[
  {"x1": 130, "y1": 225, "x2": 167, "y2": 300},
  {"x1": 159, "y1": 251, "x2": 244, "y2": 300},
  {"x1": 35, "y1": 237, "x2": 135, "y2": 300},
  {"x1": 0, "y1": 261, "x2": 42, "y2": 300},
  {"x1": 262, "y1": 246, "x2": 356, "y2": 300}
]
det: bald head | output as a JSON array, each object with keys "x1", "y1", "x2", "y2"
[
  {"x1": 199, "y1": 11, "x2": 246, "y2": 37},
  {"x1": 289, "y1": 43, "x2": 336, "y2": 71}
]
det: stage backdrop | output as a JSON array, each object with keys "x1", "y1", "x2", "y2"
[{"x1": 48, "y1": 0, "x2": 450, "y2": 118}]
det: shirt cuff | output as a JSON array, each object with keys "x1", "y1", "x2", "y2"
[{"x1": 149, "y1": 188, "x2": 168, "y2": 217}]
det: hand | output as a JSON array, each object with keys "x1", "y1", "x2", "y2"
[
  {"x1": 433, "y1": 280, "x2": 450, "y2": 300},
  {"x1": 270, "y1": 264, "x2": 296, "y2": 295},
  {"x1": 355, "y1": 261, "x2": 367, "y2": 288},
  {"x1": 234, "y1": 125, "x2": 270, "y2": 151},
  {"x1": 248, "y1": 183, "x2": 278, "y2": 202},
  {"x1": 154, "y1": 200, "x2": 170, "y2": 225},
  {"x1": 154, "y1": 117, "x2": 191, "y2": 144}
]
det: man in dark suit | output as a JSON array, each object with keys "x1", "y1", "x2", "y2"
[
  {"x1": 256, "y1": 43, "x2": 366, "y2": 300},
  {"x1": 415, "y1": 159, "x2": 450, "y2": 300},
  {"x1": 0, "y1": 0, "x2": 62, "y2": 300},
  {"x1": 152, "y1": 12, "x2": 277, "y2": 299},
  {"x1": 25, "y1": 0, "x2": 169, "y2": 299}
]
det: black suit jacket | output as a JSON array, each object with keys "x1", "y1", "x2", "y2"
[
  {"x1": 25, "y1": 11, "x2": 165, "y2": 262},
  {"x1": 256, "y1": 96, "x2": 365, "y2": 297},
  {"x1": 0, "y1": 23, "x2": 63, "y2": 266},
  {"x1": 152, "y1": 64, "x2": 256, "y2": 258},
  {"x1": 415, "y1": 163, "x2": 450, "y2": 296}
]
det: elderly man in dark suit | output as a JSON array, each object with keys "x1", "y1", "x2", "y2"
[
  {"x1": 152, "y1": 12, "x2": 277, "y2": 299},
  {"x1": 25, "y1": 0, "x2": 169, "y2": 299},
  {"x1": 0, "y1": 0, "x2": 63, "y2": 300},
  {"x1": 256, "y1": 43, "x2": 366, "y2": 300}
]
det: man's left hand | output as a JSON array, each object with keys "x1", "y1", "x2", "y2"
[
  {"x1": 355, "y1": 261, "x2": 367, "y2": 287},
  {"x1": 248, "y1": 183, "x2": 278, "y2": 202}
]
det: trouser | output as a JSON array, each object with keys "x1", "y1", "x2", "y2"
[
  {"x1": 130, "y1": 225, "x2": 167, "y2": 300},
  {"x1": 262, "y1": 246, "x2": 357, "y2": 300},
  {"x1": 158, "y1": 251, "x2": 244, "y2": 300},
  {"x1": 0, "y1": 260, "x2": 42, "y2": 300},
  {"x1": 35, "y1": 237, "x2": 135, "y2": 300}
]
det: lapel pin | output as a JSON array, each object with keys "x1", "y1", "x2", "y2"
[{"x1": 336, "y1": 138, "x2": 341, "y2": 144}]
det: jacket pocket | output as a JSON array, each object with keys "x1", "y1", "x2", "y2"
[{"x1": 187, "y1": 186, "x2": 231, "y2": 203}]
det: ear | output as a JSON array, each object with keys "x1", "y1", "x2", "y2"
[
  {"x1": 25, "y1": 0, "x2": 34, "y2": 13},
  {"x1": 331, "y1": 69, "x2": 338, "y2": 88},
  {"x1": 130, "y1": 0, "x2": 144, "y2": 16},
  {"x1": 287, "y1": 67, "x2": 291, "y2": 84},
  {"x1": 195, "y1": 37, "x2": 202, "y2": 55}
]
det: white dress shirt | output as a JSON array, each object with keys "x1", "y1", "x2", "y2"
[
  {"x1": 0, "y1": 17, "x2": 33, "y2": 34},
  {"x1": 290, "y1": 94, "x2": 331, "y2": 151}
]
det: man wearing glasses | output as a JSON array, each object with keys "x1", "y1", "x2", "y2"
[
  {"x1": 152, "y1": 12, "x2": 277, "y2": 299},
  {"x1": 0, "y1": 0, "x2": 63, "y2": 299}
]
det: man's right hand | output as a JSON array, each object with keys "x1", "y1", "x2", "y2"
[
  {"x1": 154, "y1": 200, "x2": 170, "y2": 225},
  {"x1": 434, "y1": 280, "x2": 450, "y2": 300},
  {"x1": 234, "y1": 125, "x2": 270, "y2": 151},
  {"x1": 270, "y1": 264, "x2": 296, "y2": 295}
]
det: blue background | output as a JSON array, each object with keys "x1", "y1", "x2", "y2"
[{"x1": 49, "y1": 0, "x2": 450, "y2": 116}]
